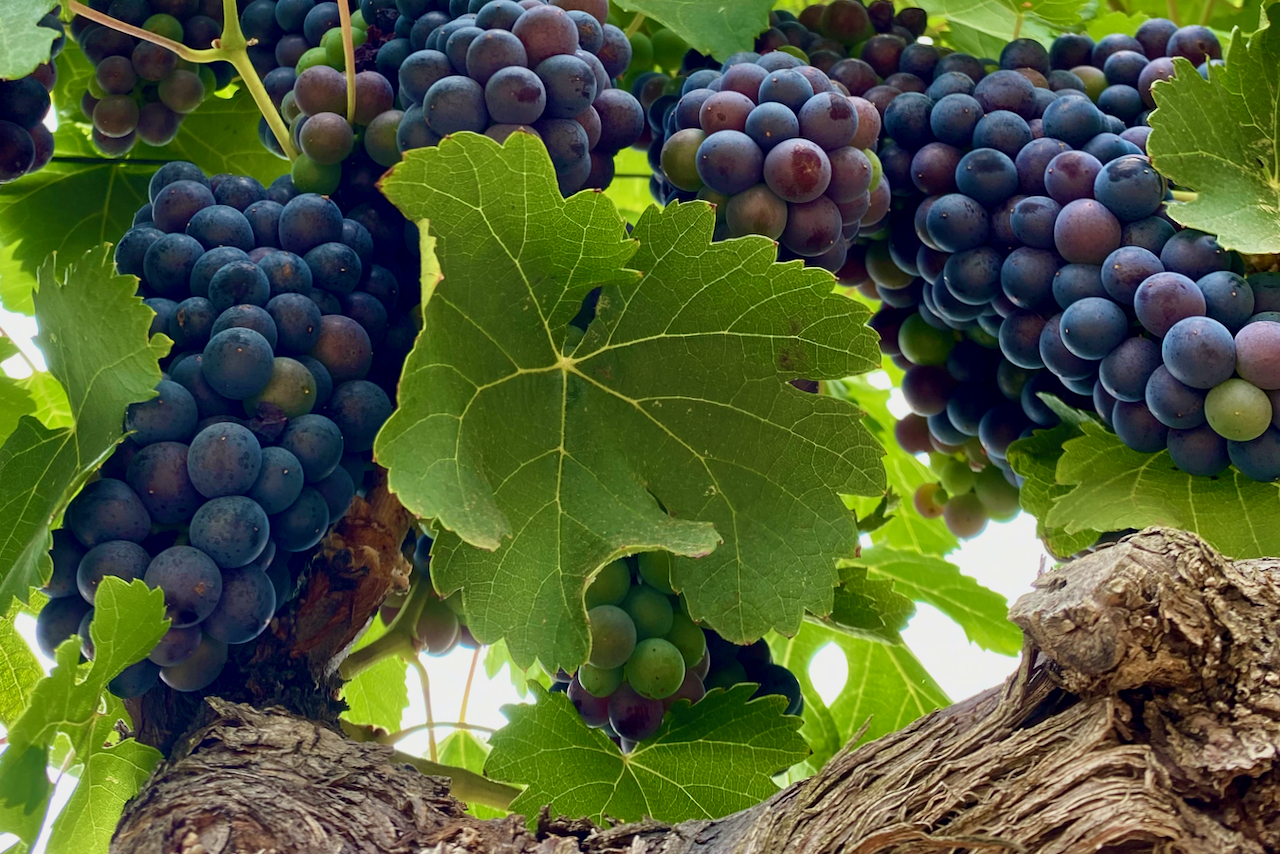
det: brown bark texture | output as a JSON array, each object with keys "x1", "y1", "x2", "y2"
[{"x1": 111, "y1": 527, "x2": 1280, "y2": 854}]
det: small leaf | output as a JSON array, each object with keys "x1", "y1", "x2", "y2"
[
  {"x1": 0, "y1": 247, "x2": 168, "y2": 608},
  {"x1": 611, "y1": 0, "x2": 776, "y2": 62},
  {"x1": 1043, "y1": 421, "x2": 1280, "y2": 558},
  {"x1": 486, "y1": 682, "x2": 807, "y2": 823},
  {"x1": 1148, "y1": 8, "x2": 1280, "y2": 253},
  {"x1": 0, "y1": 578, "x2": 167, "y2": 845},
  {"x1": 824, "y1": 565, "x2": 914, "y2": 643},
  {"x1": 378, "y1": 133, "x2": 883, "y2": 671},
  {"x1": 44, "y1": 738, "x2": 161, "y2": 854},
  {"x1": 483, "y1": 638, "x2": 554, "y2": 699},
  {"x1": 1007, "y1": 421, "x2": 1100, "y2": 558},
  {"x1": 0, "y1": 0, "x2": 57, "y2": 80},
  {"x1": 341, "y1": 616, "x2": 409, "y2": 732},
  {"x1": 843, "y1": 547, "x2": 1021, "y2": 656},
  {"x1": 438, "y1": 731, "x2": 506, "y2": 819}
]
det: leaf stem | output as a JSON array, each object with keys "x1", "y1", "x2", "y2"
[
  {"x1": 410, "y1": 658, "x2": 439, "y2": 763},
  {"x1": 66, "y1": 0, "x2": 222, "y2": 63},
  {"x1": 390, "y1": 749, "x2": 519, "y2": 810},
  {"x1": 1166, "y1": 0, "x2": 1181, "y2": 25},
  {"x1": 338, "y1": 627, "x2": 415, "y2": 679},
  {"x1": 217, "y1": 43, "x2": 299, "y2": 162},
  {"x1": 0, "y1": 324, "x2": 38, "y2": 375},
  {"x1": 337, "y1": 0, "x2": 358, "y2": 125},
  {"x1": 377, "y1": 720, "x2": 497, "y2": 745},
  {"x1": 1170, "y1": 189, "x2": 1198, "y2": 202},
  {"x1": 624, "y1": 12, "x2": 646, "y2": 38},
  {"x1": 1199, "y1": 0, "x2": 1217, "y2": 26},
  {"x1": 1010, "y1": 13, "x2": 1022, "y2": 41},
  {"x1": 458, "y1": 645, "x2": 480, "y2": 724}
]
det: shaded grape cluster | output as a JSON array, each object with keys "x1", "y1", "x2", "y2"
[
  {"x1": 556, "y1": 555, "x2": 802, "y2": 750},
  {"x1": 639, "y1": 0, "x2": 927, "y2": 271},
  {"x1": 71, "y1": 0, "x2": 232, "y2": 156},
  {"x1": 35, "y1": 159, "x2": 420, "y2": 696},
  {"x1": 0, "y1": 11, "x2": 62, "y2": 183},
  {"x1": 255, "y1": 0, "x2": 647, "y2": 196}
]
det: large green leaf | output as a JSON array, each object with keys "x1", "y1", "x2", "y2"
[
  {"x1": 438, "y1": 731, "x2": 506, "y2": 819},
  {"x1": 0, "y1": 598, "x2": 42, "y2": 726},
  {"x1": 340, "y1": 615, "x2": 409, "y2": 732},
  {"x1": 843, "y1": 547, "x2": 1021, "y2": 655},
  {"x1": 611, "y1": 0, "x2": 775, "y2": 62},
  {"x1": 0, "y1": 0, "x2": 57, "y2": 80},
  {"x1": 44, "y1": 737, "x2": 160, "y2": 854},
  {"x1": 1042, "y1": 420, "x2": 1280, "y2": 559},
  {"x1": 934, "y1": 0, "x2": 1084, "y2": 50},
  {"x1": 486, "y1": 683, "x2": 807, "y2": 823},
  {"x1": 0, "y1": 337, "x2": 37, "y2": 446},
  {"x1": 770, "y1": 621, "x2": 948, "y2": 779},
  {"x1": 378, "y1": 132, "x2": 884, "y2": 671},
  {"x1": 0, "y1": 246, "x2": 168, "y2": 608},
  {"x1": 1147, "y1": 7, "x2": 1280, "y2": 253},
  {"x1": 1007, "y1": 421, "x2": 1099, "y2": 559},
  {"x1": 0, "y1": 578, "x2": 167, "y2": 847},
  {"x1": 823, "y1": 564, "x2": 914, "y2": 643}
]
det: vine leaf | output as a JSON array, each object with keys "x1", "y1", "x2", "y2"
[
  {"x1": 934, "y1": 0, "x2": 1085, "y2": 52},
  {"x1": 0, "y1": 598, "x2": 41, "y2": 727},
  {"x1": 770, "y1": 621, "x2": 948, "y2": 779},
  {"x1": 1148, "y1": 7, "x2": 1280, "y2": 254},
  {"x1": 0, "y1": 247, "x2": 168, "y2": 609},
  {"x1": 438, "y1": 731, "x2": 506, "y2": 819},
  {"x1": 0, "y1": 337, "x2": 37, "y2": 447},
  {"x1": 611, "y1": 0, "x2": 776, "y2": 62},
  {"x1": 378, "y1": 132, "x2": 884, "y2": 672},
  {"x1": 0, "y1": 0, "x2": 57, "y2": 80},
  {"x1": 485, "y1": 683, "x2": 807, "y2": 823},
  {"x1": 340, "y1": 615, "x2": 409, "y2": 732},
  {"x1": 824, "y1": 565, "x2": 914, "y2": 643},
  {"x1": 843, "y1": 547, "x2": 1022, "y2": 656},
  {"x1": 1007, "y1": 421, "x2": 1099, "y2": 559},
  {"x1": 0, "y1": 578, "x2": 167, "y2": 847},
  {"x1": 1033, "y1": 420, "x2": 1280, "y2": 559}
]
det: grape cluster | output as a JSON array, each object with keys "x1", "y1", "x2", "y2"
[
  {"x1": 34, "y1": 159, "x2": 419, "y2": 696},
  {"x1": 0, "y1": 12, "x2": 62, "y2": 183},
  {"x1": 254, "y1": 0, "x2": 647, "y2": 196},
  {"x1": 71, "y1": 0, "x2": 232, "y2": 156},
  {"x1": 866, "y1": 22, "x2": 1280, "y2": 488},
  {"x1": 558, "y1": 555, "x2": 802, "y2": 750},
  {"x1": 639, "y1": 0, "x2": 927, "y2": 271}
]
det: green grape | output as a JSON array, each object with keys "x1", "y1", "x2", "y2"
[
  {"x1": 584, "y1": 559, "x2": 630, "y2": 609},
  {"x1": 587, "y1": 604, "x2": 636, "y2": 669},
  {"x1": 660, "y1": 128, "x2": 704, "y2": 192},
  {"x1": 663, "y1": 612, "x2": 705, "y2": 667},
  {"x1": 704, "y1": 660, "x2": 746, "y2": 691},
  {"x1": 291, "y1": 153, "x2": 342, "y2": 195},
  {"x1": 865, "y1": 148, "x2": 882, "y2": 193},
  {"x1": 281, "y1": 91, "x2": 303, "y2": 124},
  {"x1": 244, "y1": 357, "x2": 317, "y2": 418},
  {"x1": 864, "y1": 241, "x2": 913, "y2": 289},
  {"x1": 777, "y1": 45, "x2": 809, "y2": 63},
  {"x1": 938, "y1": 458, "x2": 975, "y2": 496},
  {"x1": 350, "y1": 9, "x2": 367, "y2": 29},
  {"x1": 621, "y1": 584, "x2": 673, "y2": 640},
  {"x1": 636, "y1": 551, "x2": 673, "y2": 595},
  {"x1": 1205, "y1": 378, "x2": 1272, "y2": 442},
  {"x1": 297, "y1": 47, "x2": 334, "y2": 74},
  {"x1": 628, "y1": 31, "x2": 653, "y2": 71},
  {"x1": 912, "y1": 482, "x2": 945, "y2": 519},
  {"x1": 897, "y1": 314, "x2": 956, "y2": 366},
  {"x1": 197, "y1": 65, "x2": 216, "y2": 96},
  {"x1": 624, "y1": 638, "x2": 686, "y2": 700},
  {"x1": 1071, "y1": 65, "x2": 1107, "y2": 101},
  {"x1": 364, "y1": 110, "x2": 401, "y2": 167},
  {"x1": 696, "y1": 187, "x2": 729, "y2": 224},
  {"x1": 322, "y1": 26, "x2": 367, "y2": 67},
  {"x1": 974, "y1": 466, "x2": 1020, "y2": 520},
  {"x1": 143, "y1": 13, "x2": 183, "y2": 40},
  {"x1": 577, "y1": 663, "x2": 623, "y2": 697},
  {"x1": 943, "y1": 491, "x2": 989, "y2": 539},
  {"x1": 927, "y1": 452, "x2": 953, "y2": 475},
  {"x1": 650, "y1": 28, "x2": 687, "y2": 71},
  {"x1": 86, "y1": 75, "x2": 107, "y2": 99}
]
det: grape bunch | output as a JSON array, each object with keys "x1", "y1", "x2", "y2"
[
  {"x1": 0, "y1": 12, "x2": 62, "y2": 183},
  {"x1": 256, "y1": 0, "x2": 647, "y2": 196},
  {"x1": 70, "y1": 0, "x2": 231, "y2": 156},
  {"x1": 34, "y1": 159, "x2": 419, "y2": 696},
  {"x1": 638, "y1": 0, "x2": 928, "y2": 271},
  {"x1": 559, "y1": 555, "x2": 802, "y2": 750}
]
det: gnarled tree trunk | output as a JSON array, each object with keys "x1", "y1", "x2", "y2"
[{"x1": 110, "y1": 528, "x2": 1280, "y2": 854}]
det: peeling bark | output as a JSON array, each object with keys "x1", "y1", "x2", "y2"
[{"x1": 112, "y1": 528, "x2": 1280, "y2": 853}]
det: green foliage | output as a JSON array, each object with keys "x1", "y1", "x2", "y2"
[
  {"x1": 377, "y1": 132, "x2": 884, "y2": 672},
  {"x1": 438, "y1": 731, "x2": 506, "y2": 819},
  {"x1": 0, "y1": 598, "x2": 42, "y2": 727},
  {"x1": 0, "y1": 0, "x2": 57, "y2": 80},
  {"x1": 486, "y1": 682, "x2": 807, "y2": 823},
  {"x1": 1008, "y1": 420, "x2": 1099, "y2": 559},
  {"x1": 1148, "y1": 6, "x2": 1280, "y2": 254},
  {"x1": 341, "y1": 615, "x2": 410, "y2": 732},
  {"x1": 0, "y1": 578, "x2": 167, "y2": 848},
  {"x1": 934, "y1": 0, "x2": 1086, "y2": 51},
  {"x1": 0, "y1": 246, "x2": 168, "y2": 609},
  {"x1": 611, "y1": 0, "x2": 776, "y2": 62},
  {"x1": 484, "y1": 638, "x2": 554, "y2": 699},
  {"x1": 824, "y1": 564, "x2": 914, "y2": 643},
  {"x1": 770, "y1": 622, "x2": 948, "y2": 780},
  {"x1": 0, "y1": 338, "x2": 38, "y2": 447}
]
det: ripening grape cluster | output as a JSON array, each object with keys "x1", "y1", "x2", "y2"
[
  {"x1": 70, "y1": 0, "x2": 232, "y2": 156},
  {"x1": 863, "y1": 21, "x2": 1280, "y2": 489},
  {"x1": 0, "y1": 12, "x2": 62, "y2": 183},
  {"x1": 251, "y1": 0, "x2": 647, "y2": 196},
  {"x1": 34, "y1": 159, "x2": 420, "y2": 697},
  {"x1": 557, "y1": 556, "x2": 803, "y2": 749},
  {"x1": 640, "y1": 1, "x2": 928, "y2": 271}
]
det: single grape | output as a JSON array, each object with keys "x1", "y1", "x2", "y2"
[
  {"x1": 625, "y1": 638, "x2": 686, "y2": 700},
  {"x1": 203, "y1": 565, "x2": 276, "y2": 644},
  {"x1": 587, "y1": 604, "x2": 636, "y2": 668},
  {"x1": 1205, "y1": 378, "x2": 1272, "y2": 442},
  {"x1": 160, "y1": 634, "x2": 228, "y2": 692},
  {"x1": 145, "y1": 545, "x2": 224, "y2": 627},
  {"x1": 148, "y1": 624, "x2": 202, "y2": 666},
  {"x1": 66, "y1": 478, "x2": 151, "y2": 548}
]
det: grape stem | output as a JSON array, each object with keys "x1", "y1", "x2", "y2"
[
  {"x1": 337, "y1": 0, "x2": 358, "y2": 125},
  {"x1": 1199, "y1": 0, "x2": 1217, "y2": 25},
  {"x1": 377, "y1": 721, "x2": 498, "y2": 744},
  {"x1": 1170, "y1": 190, "x2": 1198, "y2": 202},
  {"x1": 624, "y1": 12, "x2": 646, "y2": 38},
  {"x1": 337, "y1": 578, "x2": 434, "y2": 679},
  {"x1": 0, "y1": 323, "x2": 38, "y2": 375},
  {"x1": 1010, "y1": 13, "x2": 1022, "y2": 41},
  {"x1": 458, "y1": 646, "x2": 481, "y2": 724},
  {"x1": 65, "y1": 0, "x2": 299, "y2": 161},
  {"x1": 411, "y1": 658, "x2": 439, "y2": 763},
  {"x1": 1166, "y1": 0, "x2": 1181, "y2": 25}
]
